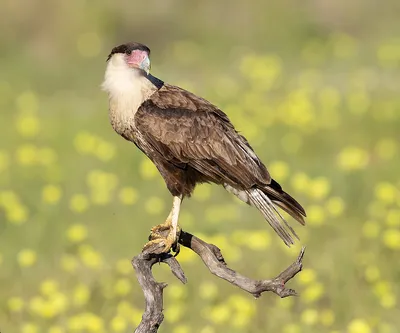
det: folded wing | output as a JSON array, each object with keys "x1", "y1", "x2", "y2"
[
  {"x1": 134, "y1": 84, "x2": 306, "y2": 245},
  {"x1": 135, "y1": 85, "x2": 271, "y2": 189}
]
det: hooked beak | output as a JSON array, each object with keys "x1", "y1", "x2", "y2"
[{"x1": 139, "y1": 55, "x2": 150, "y2": 75}]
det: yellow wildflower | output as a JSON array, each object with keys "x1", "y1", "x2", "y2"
[
  {"x1": 67, "y1": 224, "x2": 88, "y2": 243},
  {"x1": 17, "y1": 249, "x2": 37, "y2": 267},
  {"x1": 8, "y1": 297, "x2": 25, "y2": 312},
  {"x1": 347, "y1": 319, "x2": 371, "y2": 333},
  {"x1": 337, "y1": 146, "x2": 368, "y2": 171},
  {"x1": 118, "y1": 187, "x2": 138, "y2": 205},
  {"x1": 42, "y1": 184, "x2": 62, "y2": 204},
  {"x1": 301, "y1": 309, "x2": 319, "y2": 325},
  {"x1": 69, "y1": 194, "x2": 90, "y2": 213}
]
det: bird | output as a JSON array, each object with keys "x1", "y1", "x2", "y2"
[{"x1": 102, "y1": 42, "x2": 306, "y2": 254}]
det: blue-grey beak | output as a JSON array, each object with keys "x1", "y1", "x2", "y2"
[{"x1": 140, "y1": 56, "x2": 151, "y2": 75}]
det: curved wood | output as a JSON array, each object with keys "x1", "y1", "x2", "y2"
[{"x1": 132, "y1": 231, "x2": 305, "y2": 332}]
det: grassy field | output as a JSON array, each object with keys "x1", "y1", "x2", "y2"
[{"x1": 1, "y1": 1, "x2": 400, "y2": 332}]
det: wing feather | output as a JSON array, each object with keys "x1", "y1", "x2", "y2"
[
  {"x1": 135, "y1": 85, "x2": 270, "y2": 188},
  {"x1": 133, "y1": 84, "x2": 306, "y2": 246}
]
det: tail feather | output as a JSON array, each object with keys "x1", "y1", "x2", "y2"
[
  {"x1": 263, "y1": 179, "x2": 307, "y2": 220},
  {"x1": 260, "y1": 190, "x2": 300, "y2": 241},
  {"x1": 272, "y1": 200, "x2": 306, "y2": 226},
  {"x1": 247, "y1": 188, "x2": 296, "y2": 246},
  {"x1": 223, "y1": 181, "x2": 306, "y2": 247}
]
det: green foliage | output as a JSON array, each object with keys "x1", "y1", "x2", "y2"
[{"x1": 1, "y1": 1, "x2": 400, "y2": 332}]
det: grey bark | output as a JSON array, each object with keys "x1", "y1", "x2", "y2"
[{"x1": 132, "y1": 231, "x2": 305, "y2": 333}]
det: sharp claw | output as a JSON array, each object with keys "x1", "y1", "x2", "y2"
[
  {"x1": 142, "y1": 238, "x2": 166, "y2": 254},
  {"x1": 145, "y1": 224, "x2": 181, "y2": 255},
  {"x1": 172, "y1": 242, "x2": 180, "y2": 257}
]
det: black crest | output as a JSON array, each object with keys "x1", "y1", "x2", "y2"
[{"x1": 106, "y1": 42, "x2": 150, "y2": 61}]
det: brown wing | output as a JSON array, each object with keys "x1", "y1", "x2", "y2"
[{"x1": 135, "y1": 84, "x2": 271, "y2": 189}]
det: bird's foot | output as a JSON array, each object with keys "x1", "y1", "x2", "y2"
[{"x1": 143, "y1": 223, "x2": 181, "y2": 255}]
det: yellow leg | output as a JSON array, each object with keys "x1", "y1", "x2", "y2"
[{"x1": 142, "y1": 195, "x2": 182, "y2": 254}]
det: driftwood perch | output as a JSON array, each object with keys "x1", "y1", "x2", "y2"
[{"x1": 132, "y1": 230, "x2": 306, "y2": 333}]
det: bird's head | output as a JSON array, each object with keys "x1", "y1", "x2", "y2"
[{"x1": 106, "y1": 42, "x2": 151, "y2": 75}]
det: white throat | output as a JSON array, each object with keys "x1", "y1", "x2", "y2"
[
  {"x1": 102, "y1": 54, "x2": 152, "y2": 101},
  {"x1": 102, "y1": 54, "x2": 156, "y2": 135}
]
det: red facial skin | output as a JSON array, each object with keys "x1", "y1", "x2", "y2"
[{"x1": 126, "y1": 50, "x2": 148, "y2": 67}]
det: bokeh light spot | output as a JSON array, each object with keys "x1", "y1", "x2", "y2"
[
  {"x1": 42, "y1": 184, "x2": 62, "y2": 204},
  {"x1": 365, "y1": 265, "x2": 380, "y2": 283},
  {"x1": 118, "y1": 186, "x2": 138, "y2": 205},
  {"x1": 303, "y1": 282, "x2": 324, "y2": 303},
  {"x1": 16, "y1": 114, "x2": 40, "y2": 137},
  {"x1": 21, "y1": 323, "x2": 39, "y2": 333},
  {"x1": 325, "y1": 197, "x2": 345, "y2": 217},
  {"x1": 17, "y1": 249, "x2": 37, "y2": 267},
  {"x1": 375, "y1": 182, "x2": 398, "y2": 205},
  {"x1": 337, "y1": 146, "x2": 369, "y2": 171},
  {"x1": 306, "y1": 205, "x2": 325, "y2": 226},
  {"x1": 382, "y1": 229, "x2": 400, "y2": 250},
  {"x1": 193, "y1": 184, "x2": 211, "y2": 201},
  {"x1": 110, "y1": 316, "x2": 127, "y2": 332},
  {"x1": 69, "y1": 194, "x2": 90, "y2": 213},
  {"x1": 73, "y1": 284, "x2": 90, "y2": 307},
  {"x1": 140, "y1": 158, "x2": 159, "y2": 179},
  {"x1": 362, "y1": 220, "x2": 381, "y2": 239},
  {"x1": 145, "y1": 196, "x2": 165, "y2": 215},
  {"x1": 8, "y1": 297, "x2": 25, "y2": 312},
  {"x1": 199, "y1": 281, "x2": 218, "y2": 300},
  {"x1": 61, "y1": 254, "x2": 79, "y2": 273},
  {"x1": 320, "y1": 309, "x2": 335, "y2": 326},
  {"x1": 301, "y1": 309, "x2": 318, "y2": 325},
  {"x1": 309, "y1": 177, "x2": 331, "y2": 200},
  {"x1": 116, "y1": 259, "x2": 132, "y2": 275},
  {"x1": 269, "y1": 161, "x2": 290, "y2": 182},
  {"x1": 347, "y1": 319, "x2": 371, "y2": 333},
  {"x1": 67, "y1": 224, "x2": 88, "y2": 243},
  {"x1": 40, "y1": 279, "x2": 59, "y2": 296}
]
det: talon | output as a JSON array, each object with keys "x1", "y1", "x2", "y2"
[
  {"x1": 148, "y1": 224, "x2": 169, "y2": 241},
  {"x1": 173, "y1": 225, "x2": 182, "y2": 255},
  {"x1": 148, "y1": 230, "x2": 162, "y2": 241},
  {"x1": 142, "y1": 238, "x2": 167, "y2": 254},
  {"x1": 144, "y1": 196, "x2": 182, "y2": 255},
  {"x1": 143, "y1": 224, "x2": 181, "y2": 255},
  {"x1": 172, "y1": 242, "x2": 180, "y2": 257},
  {"x1": 147, "y1": 218, "x2": 181, "y2": 253}
]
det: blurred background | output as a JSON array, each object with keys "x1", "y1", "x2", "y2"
[{"x1": 1, "y1": 0, "x2": 400, "y2": 332}]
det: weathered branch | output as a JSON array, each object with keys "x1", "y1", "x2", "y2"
[
  {"x1": 179, "y1": 231, "x2": 305, "y2": 298},
  {"x1": 132, "y1": 253, "x2": 186, "y2": 333},
  {"x1": 132, "y1": 230, "x2": 305, "y2": 332}
]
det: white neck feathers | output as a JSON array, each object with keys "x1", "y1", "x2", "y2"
[
  {"x1": 102, "y1": 54, "x2": 156, "y2": 134},
  {"x1": 102, "y1": 54, "x2": 152, "y2": 102}
]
